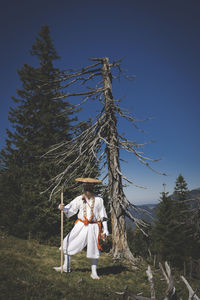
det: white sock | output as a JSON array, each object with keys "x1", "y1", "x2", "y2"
[
  {"x1": 91, "y1": 259, "x2": 100, "y2": 279},
  {"x1": 53, "y1": 254, "x2": 71, "y2": 273}
]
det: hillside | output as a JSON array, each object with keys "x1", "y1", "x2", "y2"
[
  {"x1": 0, "y1": 232, "x2": 199, "y2": 299},
  {"x1": 126, "y1": 187, "x2": 200, "y2": 229}
]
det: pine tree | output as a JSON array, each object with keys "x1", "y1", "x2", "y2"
[
  {"x1": 174, "y1": 174, "x2": 189, "y2": 202},
  {"x1": 0, "y1": 26, "x2": 76, "y2": 242},
  {"x1": 127, "y1": 225, "x2": 152, "y2": 259},
  {"x1": 173, "y1": 174, "x2": 190, "y2": 228},
  {"x1": 152, "y1": 187, "x2": 178, "y2": 264},
  {"x1": 153, "y1": 177, "x2": 194, "y2": 270},
  {"x1": 173, "y1": 174, "x2": 195, "y2": 265}
]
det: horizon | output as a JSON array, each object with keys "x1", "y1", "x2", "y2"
[{"x1": 127, "y1": 186, "x2": 200, "y2": 206}]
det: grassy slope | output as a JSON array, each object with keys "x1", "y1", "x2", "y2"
[{"x1": 0, "y1": 233, "x2": 199, "y2": 300}]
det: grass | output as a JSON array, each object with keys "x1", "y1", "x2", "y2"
[{"x1": 0, "y1": 232, "x2": 199, "y2": 300}]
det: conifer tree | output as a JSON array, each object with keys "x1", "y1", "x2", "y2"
[
  {"x1": 152, "y1": 186, "x2": 177, "y2": 264},
  {"x1": 174, "y1": 174, "x2": 189, "y2": 203},
  {"x1": 127, "y1": 225, "x2": 152, "y2": 259},
  {"x1": 172, "y1": 174, "x2": 194, "y2": 265},
  {"x1": 153, "y1": 177, "x2": 194, "y2": 270},
  {"x1": 0, "y1": 26, "x2": 76, "y2": 242}
]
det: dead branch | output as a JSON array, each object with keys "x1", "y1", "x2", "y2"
[
  {"x1": 159, "y1": 262, "x2": 178, "y2": 300},
  {"x1": 44, "y1": 57, "x2": 165, "y2": 196},
  {"x1": 115, "y1": 285, "x2": 158, "y2": 300},
  {"x1": 146, "y1": 265, "x2": 156, "y2": 299},
  {"x1": 42, "y1": 57, "x2": 168, "y2": 259},
  {"x1": 180, "y1": 276, "x2": 200, "y2": 300}
]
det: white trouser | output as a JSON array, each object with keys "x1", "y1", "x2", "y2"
[{"x1": 62, "y1": 221, "x2": 101, "y2": 259}]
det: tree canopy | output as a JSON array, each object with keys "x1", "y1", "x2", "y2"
[{"x1": 0, "y1": 26, "x2": 80, "y2": 242}]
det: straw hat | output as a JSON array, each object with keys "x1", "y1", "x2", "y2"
[{"x1": 75, "y1": 177, "x2": 102, "y2": 183}]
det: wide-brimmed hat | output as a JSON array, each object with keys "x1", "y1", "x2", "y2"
[{"x1": 75, "y1": 177, "x2": 102, "y2": 183}]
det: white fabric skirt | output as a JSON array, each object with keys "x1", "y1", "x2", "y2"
[{"x1": 62, "y1": 221, "x2": 101, "y2": 259}]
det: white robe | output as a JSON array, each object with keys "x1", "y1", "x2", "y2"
[{"x1": 62, "y1": 195, "x2": 108, "y2": 259}]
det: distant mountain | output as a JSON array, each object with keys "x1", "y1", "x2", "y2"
[
  {"x1": 126, "y1": 204, "x2": 157, "y2": 229},
  {"x1": 126, "y1": 187, "x2": 200, "y2": 230},
  {"x1": 171, "y1": 187, "x2": 200, "y2": 209},
  {"x1": 189, "y1": 191, "x2": 200, "y2": 210},
  {"x1": 188, "y1": 187, "x2": 200, "y2": 198}
]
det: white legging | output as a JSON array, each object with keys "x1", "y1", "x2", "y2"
[{"x1": 63, "y1": 255, "x2": 99, "y2": 277}]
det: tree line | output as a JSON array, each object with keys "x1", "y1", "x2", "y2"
[{"x1": 127, "y1": 174, "x2": 200, "y2": 277}]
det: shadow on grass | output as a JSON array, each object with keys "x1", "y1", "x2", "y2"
[
  {"x1": 74, "y1": 265, "x2": 128, "y2": 276},
  {"x1": 99, "y1": 265, "x2": 129, "y2": 276}
]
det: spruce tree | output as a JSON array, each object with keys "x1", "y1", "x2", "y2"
[
  {"x1": 127, "y1": 225, "x2": 152, "y2": 259},
  {"x1": 173, "y1": 174, "x2": 195, "y2": 265},
  {"x1": 173, "y1": 174, "x2": 190, "y2": 236},
  {"x1": 153, "y1": 176, "x2": 194, "y2": 269},
  {"x1": 174, "y1": 174, "x2": 189, "y2": 203},
  {"x1": 0, "y1": 26, "x2": 76, "y2": 242},
  {"x1": 152, "y1": 188, "x2": 177, "y2": 264}
]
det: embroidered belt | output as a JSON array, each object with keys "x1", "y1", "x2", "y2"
[{"x1": 75, "y1": 217, "x2": 102, "y2": 251}]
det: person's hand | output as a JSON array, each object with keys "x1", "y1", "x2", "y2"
[
  {"x1": 102, "y1": 230, "x2": 109, "y2": 241},
  {"x1": 59, "y1": 204, "x2": 65, "y2": 211},
  {"x1": 102, "y1": 233, "x2": 107, "y2": 241}
]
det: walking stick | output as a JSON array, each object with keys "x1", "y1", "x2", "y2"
[{"x1": 61, "y1": 185, "x2": 64, "y2": 274}]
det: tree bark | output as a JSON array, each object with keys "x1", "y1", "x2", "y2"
[{"x1": 102, "y1": 57, "x2": 136, "y2": 262}]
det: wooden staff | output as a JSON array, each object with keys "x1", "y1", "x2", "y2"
[{"x1": 61, "y1": 186, "x2": 64, "y2": 274}]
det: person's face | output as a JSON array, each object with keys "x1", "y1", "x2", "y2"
[{"x1": 83, "y1": 183, "x2": 94, "y2": 193}]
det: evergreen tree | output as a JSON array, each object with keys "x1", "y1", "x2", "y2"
[
  {"x1": 152, "y1": 187, "x2": 179, "y2": 264},
  {"x1": 0, "y1": 26, "x2": 76, "y2": 242},
  {"x1": 173, "y1": 174, "x2": 190, "y2": 235},
  {"x1": 152, "y1": 177, "x2": 194, "y2": 270},
  {"x1": 174, "y1": 173, "x2": 189, "y2": 203},
  {"x1": 173, "y1": 174, "x2": 197, "y2": 263},
  {"x1": 127, "y1": 225, "x2": 152, "y2": 259}
]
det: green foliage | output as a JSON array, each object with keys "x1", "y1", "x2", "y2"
[
  {"x1": 152, "y1": 175, "x2": 199, "y2": 271},
  {"x1": 173, "y1": 176, "x2": 200, "y2": 261},
  {"x1": 152, "y1": 190, "x2": 181, "y2": 265},
  {"x1": 127, "y1": 226, "x2": 152, "y2": 259},
  {"x1": 172, "y1": 174, "x2": 196, "y2": 265},
  {"x1": 174, "y1": 173, "x2": 189, "y2": 200},
  {"x1": 0, "y1": 26, "x2": 77, "y2": 243}
]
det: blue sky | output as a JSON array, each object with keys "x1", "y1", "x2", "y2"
[{"x1": 0, "y1": 0, "x2": 200, "y2": 204}]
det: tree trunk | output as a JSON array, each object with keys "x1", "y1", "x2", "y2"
[{"x1": 102, "y1": 57, "x2": 136, "y2": 262}]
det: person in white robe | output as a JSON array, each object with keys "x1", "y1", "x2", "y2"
[{"x1": 53, "y1": 178, "x2": 109, "y2": 280}]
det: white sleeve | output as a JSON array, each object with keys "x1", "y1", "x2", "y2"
[
  {"x1": 102, "y1": 221, "x2": 109, "y2": 236},
  {"x1": 63, "y1": 197, "x2": 79, "y2": 218}
]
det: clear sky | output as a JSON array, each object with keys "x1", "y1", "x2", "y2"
[{"x1": 0, "y1": 0, "x2": 200, "y2": 204}]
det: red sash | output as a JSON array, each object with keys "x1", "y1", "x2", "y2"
[{"x1": 75, "y1": 217, "x2": 102, "y2": 251}]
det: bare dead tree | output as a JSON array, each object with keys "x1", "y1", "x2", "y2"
[{"x1": 43, "y1": 57, "x2": 166, "y2": 262}]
